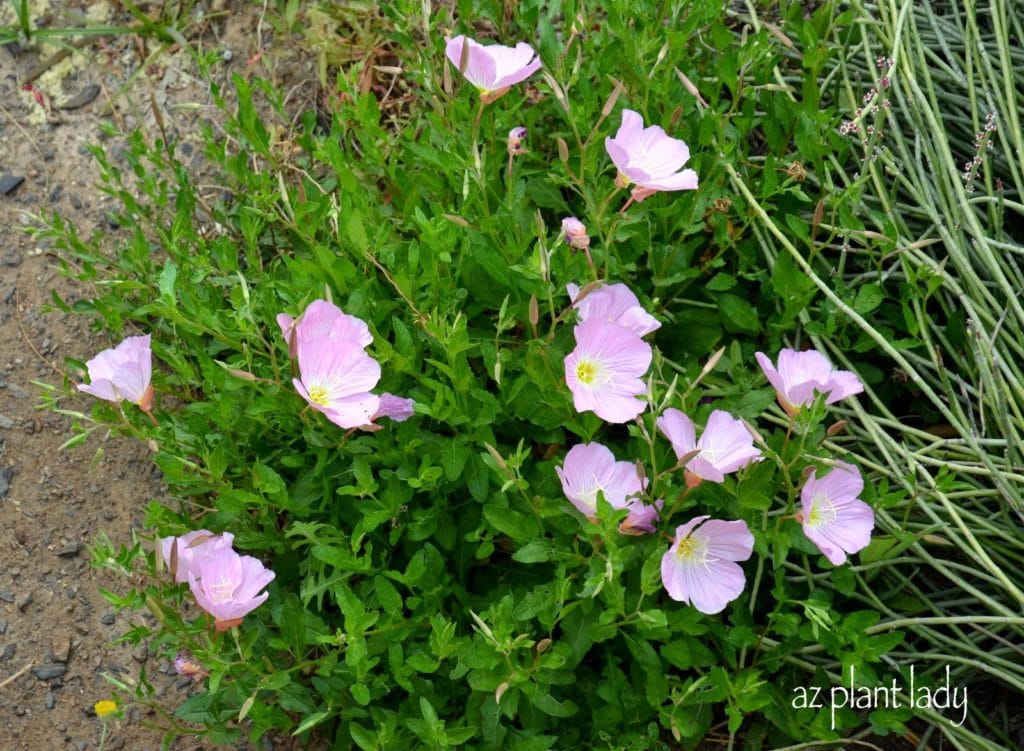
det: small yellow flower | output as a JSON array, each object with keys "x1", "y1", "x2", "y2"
[{"x1": 94, "y1": 700, "x2": 118, "y2": 718}]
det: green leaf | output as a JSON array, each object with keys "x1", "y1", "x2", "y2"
[
  {"x1": 512, "y1": 539, "x2": 554, "y2": 563},
  {"x1": 717, "y1": 293, "x2": 760, "y2": 333}
]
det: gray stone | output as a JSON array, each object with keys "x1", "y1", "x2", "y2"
[
  {"x1": 0, "y1": 467, "x2": 9, "y2": 497},
  {"x1": 0, "y1": 644, "x2": 15, "y2": 662},
  {"x1": 32, "y1": 663, "x2": 66, "y2": 680},
  {"x1": 0, "y1": 415, "x2": 13, "y2": 429},
  {"x1": 59, "y1": 84, "x2": 100, "y2": 110},
  {"x1": 16, "y1": 591, "x2": 33, "y2": 611},
  {"x1": 57, "y1": 541, "x2": 81, "y2": 558},
  {"x1": 45, "y1": 691, "x2": 55, "y2": 709},
  {"x1": 0, "y1": 175, "x2": 24, "y2": 195},
  {"x1": 99, "y1": 611, "x2": 115, "y2": 625}
]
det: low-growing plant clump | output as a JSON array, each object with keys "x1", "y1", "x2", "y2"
[{"x1": 34, "y1": 1, "x2": 1024, "y2": 749}]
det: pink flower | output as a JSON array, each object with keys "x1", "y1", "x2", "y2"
[
  {"x1": 160, "y1": 530, "x2": 235, "y2": 585},
  {"x1": 277, "y1": 299, "x2": 372, "y2": 358},
  {"x1": 755, "y1": 349, "x2": 864, "y2": 415},
  {"x1": 564, "y1": 319, "x2": 651, "y2": 423},
  {"x1": 78, "y1": 334, "x2": 154, "y2": 413},
  {"x1": 800, "y1": 461, "x2": 874, "y2": 565},
  {"x1": 445, "y1": 35, "x2": 542, "y2": 103},
  {"x1": 566, "y1": 282, "x2": 660, "y2": 336},
  {"x1": 561, "y1": 217, "x2": 591, "y2": 251},
  {"x1": 294, "y1": 337, "x2": 381, "y2": 429},
  {"x1": 555, "y1": 442, "x2": 659, "y2": 534},
  {"x1": 605, "y1": 109, "x2": 699, "y2": 203},
  {"x1": 657, "y1": 409, "x2": 762, "y2": 483},
  {"x1": 187, "y1": 548, "x2": 275, "y2": 631},
  {"x1": 660, "y1": 516, "x2": 754, "y2": 614}
]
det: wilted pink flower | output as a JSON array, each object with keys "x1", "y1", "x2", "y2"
[
  {"x1": 561, "y1": 217, "x2": 591, "y2": 251},
  {"x1": 160, "y1": 530, "x2": 235, "y2": 585},
  {"x1": 277, "y1": 299, "x2": 372, "y2": 358},
  {"x1": 555, "y1": 442, "x2": 659, "y2": 534},
  {"x1": 800, "y1": 461, "x2": 874, "y2": 565},
  {"x1": 566, "y1": 282, "x2": 660, "y2": 336},
  {"x1": 294, "y1": 337, "x2": 381, "y2": 429},
  {"x1": 564, "y1": 319, "x2": 651, "y2": 423},
  {"x1": 657, "y1": 409, "x2": 762, "y2": 484},
  {"x1": 755, "y1": 349, "x2": 864, "y2": 415},
  {"x1": 605, "y1": 109, "x2": 699, "y2": 203},
  {"x1": 187, "y1": 548, "x2": 275, "y2": 631},
  {"x1": 174, "y1": 652, "x2": 209, "y2": 682},
  {"x1": 661, "y1": 516, "x2": 753, "y2": 614},
  {"x1": 78, "y1": 334, "x2": 154, "y2": 414},
  {"x1": 445, "y1": 35, "x2": 542, "y2": 103},
  {"x1": 507, "y1": 126, "x2": 528, "y2": 156},
  {"x1": 372, "y1": 393, "x2": 415, "y2": 423}
]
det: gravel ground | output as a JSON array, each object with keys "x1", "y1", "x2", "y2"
[{"x1": 0, "y1": 3, "x2": 311, "y2": 748}]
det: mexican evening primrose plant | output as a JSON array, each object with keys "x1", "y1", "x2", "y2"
[{"x1": 43, "y1": 2, "x2": 928, "y2": 748}]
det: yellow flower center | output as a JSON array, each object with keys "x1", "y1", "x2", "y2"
[
  {"x1": 575, "y1": 359, "x2": 599, "y2": 386},
  {"x1": 807, "y1": 492, "x2": 837, "y2": 528},
  {"x1": 307, "y1": 384, "x2": 330, "y2": 407},
  {"x1": 675, "y1": 534, "x2": 708, "y2": 564}
]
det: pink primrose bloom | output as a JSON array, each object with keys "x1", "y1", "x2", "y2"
[
  {"x1": 445, "y1": 35, "x2": 541, "y2": 102},
  {"x1": 160, "y1": 530, "x2": 236, "y2": 585},
  {"x1": 800, "y1": 461, "x2": 874, "y2": 566},
  {"x1": 755, "y1": 348, "x2": 864, "y2": 415},
  {"x1": 78, "y1": 334, "x2": 154, "y2": 412},
  {"x1": 561, "y1": 217, "x2": 591, "y2": 251},
  {"x1": 277, "y1": 299, "x2": 373, "y2": 358},
  {"x1": 293, "y1": 336, "x2": 381, "y2": 429},
  {"x1": 564, "y1": 318, "x2": 651, "y2": 423},
  {"x1": 657, "y1": 408, "x2": 762, "y2": 483},
  {"x1": 660, "y1": 516, "x2": 754, "y2": 614},
  {"x1": 555, "y1": 442, "x2": 660, "y2": 534},
  {"x1": 605, "y1": 109, "x2": 698, "y2": 202},
  {"x1": 566, "y1": 282, "x2": 660, "y2": 337},
  {"x1": 187, "y1": 548, "x2": 275, "y2": 631}
]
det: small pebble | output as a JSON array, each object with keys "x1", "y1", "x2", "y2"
[
  {"x1": 0, "y1": 175, "x2": 24, "y2": 195},
  {"x1": 0, "y1": 644, "x2": 15, "y2": 662},
  {"x1": 0, "y1": 415, "x2": 13, "y2": 429},
  {"x1": 0, "y1": 619, "x2": 7, "y2": 634},
  {"x1": 59, "y1": 84, "x2": 100, "y2": 110},
  {"x1": 99, "y1": 611, "x2": 115, "y2": 626},
  {"x1": 17, "y1": 591, "x2": 33, "y2": 612},
  {"x1": 0, "y1": 591, "x2": 13, "y2": 603},
  {"x1": 0, "y1": 468, "x2": 10, "y2": 497},
  {"x1": 57, "y1": 541, "x2": 81, "y2": 558},
  {"x1": 51, "y1": 635, "x2": 72, "y2": 663},
  {"x1": 45, "y1": 691, "x2": 56, "y2": 709},
  {"x1": 32, "y1": 663, "x2": 66, "y2": 681}
]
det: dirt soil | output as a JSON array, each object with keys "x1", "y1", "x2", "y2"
[{"x1": 0, "y1": 3, "x2": 317, "y2": 749}]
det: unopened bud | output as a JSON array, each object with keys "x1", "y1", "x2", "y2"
[
  {"x1": 556, "y1": 136, "x2": 569, "y2": 163},
  {"x1": 528, "y1": 295, "x2": 539, "y2": 328},
  {"x1": 826, "y1": 419, "x2": 849, "y2": 436}
]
